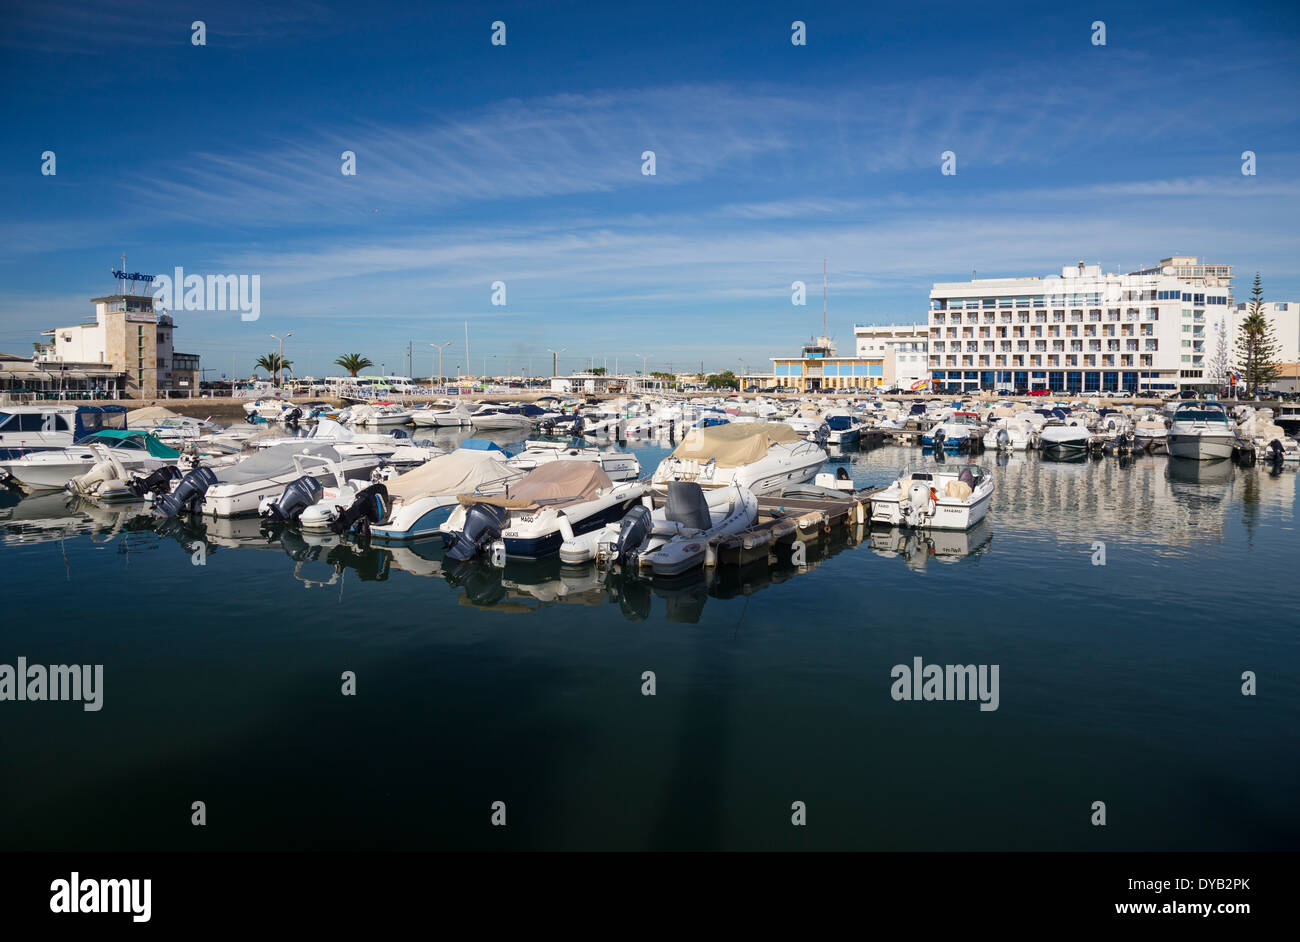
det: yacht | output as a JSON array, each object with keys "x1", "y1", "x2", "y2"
[
  {"x1": 1166, "y1": 401, "x2": 1238, "y2": 461},
  {"x1": 0, "y1": 404, "x2": 128, "y2": 460},
  {"x1": 469, "y1": 404, "x2": 546, "y2": 433},
  {"x1": 650, "y1": 422, "x2": 827, "y2": 494},
  {"x1": 869, "y1": 464, "x2": 994, "y2": 530},
  {"x1": 441, "y1": 461, "x2": 649, "y2": 560}
]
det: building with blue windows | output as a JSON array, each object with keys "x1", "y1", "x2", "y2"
[
  {"x1": 928, "y1": 257, "x2": 1235, "y2": 396},
  {"x1": 771, "y1": 336, "x2": 886, "y2": 392}
]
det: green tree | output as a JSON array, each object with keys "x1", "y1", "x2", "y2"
[
  {"x1": 706, "y1": 370, "x2": 738, "y2": 389},
  {"x1": 1234, "y1": 273, "x2": 1281, "y2": 394},
  {"x1": 255, "y1": 353, "x2": 292, "y2": 383},
  {"x1": 590, "y1": 367, "x2": 607, "y2": 375},
  {"x1": 334, "y1": 353, "x2": 373, "y2": 377}
]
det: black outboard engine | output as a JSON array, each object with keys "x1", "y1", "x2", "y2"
[
  {"x1": 262, "y1": 475, "x2": 324, "y2": 523},
  {"x1": 127, "y1": 465, "x2": 182, "y2": 499},
  {"x1": 328, "y1": 482, "x2": 391, "y2": 536},
  {"x1": 443, "y1": 502, "x2": 507, "y2": 561},
  {"x1": 612, "y1": 504, "x2": 653, "y2": 567},
  {"x1": 814, "y1": 423, "x2": 830, "y2": 447},
  {"x1": 570, "y1": 414, "x2": 586, "y2": 438},
  {"x1": 153, "y1": 466, "x2": 218, "y2": 517},
  {"x1": 283, "y1": 407, "x2": 303, "y2": 429},
  {"x1": 931, "y1": 426, "x2": 946, "y2": 450}
]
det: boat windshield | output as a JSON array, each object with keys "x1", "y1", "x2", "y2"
[{"x1": 1175, "y1": 409, "x2": 1229, "y2": 423}]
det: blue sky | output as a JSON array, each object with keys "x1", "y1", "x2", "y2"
[{"x1": 2, "y1": 0, "x2": 1298, "y2": 378}]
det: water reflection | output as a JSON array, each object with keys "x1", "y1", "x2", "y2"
[{"x1": 869, "y1": 519, "x2": 993, "y2": 571}]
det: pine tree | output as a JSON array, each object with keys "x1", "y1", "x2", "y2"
[
  {"x1": 1234, "y1": 273, "x2": 1281, "y2": 394},
  {"x1": 1209, "y1": 319, "x2": 1232, "y2": 393}
]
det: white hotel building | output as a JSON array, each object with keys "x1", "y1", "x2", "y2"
[{"x1": 928, "y1": 257, "x2": 1234, "y2": 396}]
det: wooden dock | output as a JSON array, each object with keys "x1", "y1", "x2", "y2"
[{"x1": 716, "y1": 487, "x2": 879, "y2": 567}]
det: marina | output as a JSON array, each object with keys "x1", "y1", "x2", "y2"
[{"x1": 1, "y1": 392, "x2": 1297, "y2": 852}]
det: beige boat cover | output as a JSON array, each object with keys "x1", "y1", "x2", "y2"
[
  {"x1": 458, "y1": 459, "x2": 612, "y2": 508},
  {"x1": 386, "y1": 449, "x2": 520, "y2": 502},
  {"x1": 670, "y1": 422, "x2": 802, "y2": 468},
  {"x1": 127, "y1": 406, "x2": 181, "y2": 426}
]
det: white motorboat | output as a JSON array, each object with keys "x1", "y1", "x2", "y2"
[
  {"x1": 1038, "y1": 423, "x2": 1092, "y2": 457},
  {"x1": 366, "y1": 444, "x2": 524, "y2": 541},
  {"x1": 822, "y1": 412, "x2": 865, "y2": 445},
  {"x1": 650, "y1": 422, "x2": 826, "y2": 494},
  {"x1": 1166, "y1": 401, "x2": 1238, "y2": 461},
  {"x1": 508, "y1": 440, "x2": 641, "y2": 482},
  {"x1": 559, "y1": 481, "x2": 757, "y2": 575},
  {"x1": 0, "y1": 430, "x2": 182, "y2": 491},
  {"x1": 441, "y1": 461, "x2": 650, "y2": 560},
  {"x1": 922, "y1": 411, "x2": 983, "y2": 450},
  {"x1": 248, "y1": 418, "x2": 437, "y2": 467},
  {"x1": 154, "y1": 442, "x2": 380, "y2": 518},
  {"x1": 469, "y1": 404, "x2": 544, "y2": 433},
  {"x1": 0, "y1": 404, "x2": 128, "y2": 461},
  {"x1": 982, "y1": 416, "x2": 1038, "y2": 451},
  {"x1": 411, "y1": 402, "x2": 473, "y2": 427},
  {"x1": 869, "y1": 464, "x2": 994, "y2": 530},
  {"x1": 349, "y1": 403, "x2": 412, "y2": 428}
]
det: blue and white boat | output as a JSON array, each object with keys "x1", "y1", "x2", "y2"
[
  {"x1": 368, "y1": 441, "x2": 522, "y2": 542},
  {"x1": 921, "y1": 411, "x2": 982, "y2": 450}
]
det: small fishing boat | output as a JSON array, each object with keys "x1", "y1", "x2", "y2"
[{"x1": 869, "y1": 464, "x2": 994, "y2": 530}]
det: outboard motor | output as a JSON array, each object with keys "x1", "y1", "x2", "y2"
[
  {"x1": 283, "y1": 407, "x2": 303, "y2": 429},
  {"x1": 328, "y1": 482, "x2": 391, "y2": 536},
  {"x1": 127, "y1": 465, "x2": 182, "y2": 499},
  {"x1": 611, "y1": 504, "x2": 653, "y2": 568},
  {"x1": 995, "y1": 427, "x2": 1011, "y2": 451},
  {"x1": 570, "y1": 414, "x2": 586, "y2": 438},
  {"x1": 261, "y1": 475, "x2": 324, "y2": 524},
  {"x1": 931, "y1": 426, "x2": 946, "y2": 451},
  {"x1": 1267, "y1": 439, "x2": 1285, "y2": 463},
  {"x1": 153, "y1": 466, "x2": 218, "y2": 518},
  {"x1": 443, "y1": 502, "x2": 507, "y2": 561}
]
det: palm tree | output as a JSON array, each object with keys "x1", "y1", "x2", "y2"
[
  {"x1": 334, "y1": 353, "x2": 373, "y2": 377},
  {"x1": 255, "y1": 353, "x2": 292, "y2": 381}
]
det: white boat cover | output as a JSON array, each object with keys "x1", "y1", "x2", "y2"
[
  {"x1": 310, "y1": 418, "x2": 356, "y2": 441},
  {"x1": 214, "y1": 442, "x2": 343, "y2": 483},
  {"x1": 670, "y1": 422, "x2": 802, "y2": 468},
  {"x1": 385, "y1": 449, "x2": 518, "y2": 502},
  {"x1": 127, "y1": 406, "x2": 182, "y2": 426},
  {"x1": 461, "y1": 460, "x2": 612, "y2": 508}
]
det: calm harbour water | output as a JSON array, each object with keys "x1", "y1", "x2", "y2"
[{"x1": 1, "y1": 437, "x2": 1297, "y2": 851}]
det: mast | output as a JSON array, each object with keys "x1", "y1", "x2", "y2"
[{"x1": 823, "y1": 258, "x2": 827, "y2": 339}]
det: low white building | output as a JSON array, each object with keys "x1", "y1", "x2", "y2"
[
  {"x1": 854, "y1": 324, "x2": 930, "y2": 390},
  {"x1": 1228, "y1": 300, "x2": 1299, "y2": 364}
]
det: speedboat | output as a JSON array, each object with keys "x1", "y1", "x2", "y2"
[
  {"x1": 469, "y1": 404, "x2": 544, "y2": 433},
  {"x1": 1038, "y1": 423, "x2": 1092, "y2": 457},
  {"x1": 1166, "y1": 401, "x2": 1238, "y2": 461},
  {"x1": 822, "y1": 412, "x2": 864, "y2": 446},
  {"x1": 0, "y1": 404, "x2": 128, "y2": 461},
  {"x1": 154, "y1": 442, "x2": 380, "y2": 518},
  {"x1": 366, "y1": 443, "x2": 525, "y2": 541},
  {"x1": 410, "y1": 402, "x2": 473, "y2": 427},
  {"x1": 982, "y1": 416, "x2": 1038, "y2": 451},
  {"x1": 559, "y1": 481, "x2": 757, "y2": 575},
  {"x1": 508, "y1": 440, "x2": 641, "y2": 482},
  {"x1": 349, "y1": 403, "x2": 411, "y2": 428},
  {"x1": 922, "y1": 411, "x2": 982, "y2": 451},
  {"x1": 248, "y1": 418, "x2": 437, "y2": 467},
  {"x1": 441, "y1": 461, "x2": 649, "y2": 561},
  {"x1": 869, "y1": 464, "x2": 994, "y2": 530},
  {"x1": 0, "y1": 430, "x2": 181, "y2": 491},
  {"x1": 650, "y1": 422, "x2": 826, "y2": 494}
]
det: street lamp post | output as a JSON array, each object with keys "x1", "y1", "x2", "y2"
[
  {"x1": 270, "y1": 332, "x2": 292, "y2": 388},
  {"x1": 430, "y1": 342, "x2": 452, "y2": 392},
  {"x1": 738, "y1": 357, "x2": 745, "y2": 391},
  {"x1": 547, "y1": 348, "x2": 566, "y2": 378},
  {"x1": 635, "y1": 353, "x2": 651, "y2": 390}
]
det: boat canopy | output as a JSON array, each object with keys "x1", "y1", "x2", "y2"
[
  {"x1": 671, "y1": 422, "x2": 802, "y2": 468},
  {"x1": 385, "y1": 449, "x2": 518, "y2": 502},
  {"x1": 462, "y1": 460, "x2": 613, "y2": 508},
  {"x1": 458, "y1": 439, "x2": 506, "y2": 452},
  {"x1": 126, "y1": 405, "x2": 182, "y2": 427},
  {"x1": 216, "y1": 442, "x2": 343, "y2": 483},
  {"x1": 78, "y1": 429, "x2": 181, "y2": 458}
]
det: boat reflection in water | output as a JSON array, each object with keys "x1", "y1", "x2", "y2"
[
  {"x1": 868, "y1": 519, "x2": 993, "y2": 572},
  {"x1": 1166, "y1": 456, "x2": 1235, "y2": 486}
]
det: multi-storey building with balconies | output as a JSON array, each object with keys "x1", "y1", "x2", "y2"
[{"x1": 927, "y1": 257, "x2": 1234, "y2": 395}]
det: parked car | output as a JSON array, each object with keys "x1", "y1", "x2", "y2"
[
  {"x1": 1179, "y1": 389, "x2": 1200, "y2": 400},
  {"x1": 1029, "y1": 388, "x2": 1052, "y2": 397}
]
